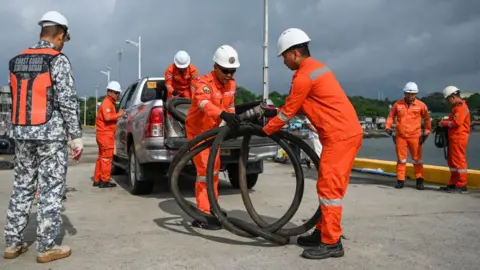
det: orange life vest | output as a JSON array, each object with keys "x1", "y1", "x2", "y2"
[{"x1": 9, "y1": 48, "x2": 61, "y2": 126}]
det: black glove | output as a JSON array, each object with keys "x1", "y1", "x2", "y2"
[
  {"x1": 172, "y1": 90, "x2": 179, "y2": 96},
  {"x1": 263, "y1": 108, "x2": 278, "y2": 117},
  {"x1": 386, "y1": 129, "x2": 393, "y2": 136},
  {"x1": 419, "y1": 134, "x2": 428, "y2": 145},
  {"x1": 220, "y1": 111, "x2": 241, "y2": 129}
]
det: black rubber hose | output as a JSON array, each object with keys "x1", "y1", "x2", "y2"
[
  {"x1": 205, "y1": 124, "x2": 305, "y2": 244},
  {"x1": 165, "y1": 97, "x2": 190, "y2": 123},
  {"x1": 168, "y1": 124, "x2": 304, "y2": 245},
  {"x1": 238, "y1": 127, "x2": 322, "y2": 237}
]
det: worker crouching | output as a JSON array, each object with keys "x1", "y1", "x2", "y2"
[
  {"x1": 385, "y1": 82, "x2": 431, "y2": 190},
  {"x1": 93, "y1": 81, "x2": 124, "y2": 188},
  {"x1": 185, "y1": 45, "x2": 241, "y2": 230},
  {"x1": 438, "y1": 86, "x2": 471, "y2": 193}
]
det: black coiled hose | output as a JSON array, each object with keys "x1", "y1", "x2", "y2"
[
  {"x1": 166, "y1": 97, "x2": 321, "y2": 245},
  {"x1": 434, "y1": 126, "x2": 449, "y2": 160}
]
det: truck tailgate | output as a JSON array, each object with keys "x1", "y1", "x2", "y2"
[{"x1": 164, "y1": 136, "x2": 275, "y2": 150}]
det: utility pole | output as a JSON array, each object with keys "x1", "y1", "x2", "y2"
[
  {"x1": 94, "y1": 84, "x2": 99, "y2": 118},
  {"x1": 262, "y1": 0, "x2": 269, "y2": 102}
]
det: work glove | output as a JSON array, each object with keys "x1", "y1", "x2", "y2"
[
  {"x1": 386, "y1": 129, "x2": 393, "y2": 136},
  {"x1": 263, "y1": 108, "x2": 278, "y2": 118},
  {"x1": 172, "y1": 90, "x2": 179, "y2": 96},
  {"x1": 220, "y1": 111, "x2": 241, "y2": 129},
  {"x1": 69, "y1": 138, "x2": 84, "y2": 161}
]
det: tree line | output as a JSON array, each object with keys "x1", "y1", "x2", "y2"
[{"x1": 77, "y1": 86, "x2": 480, "y2": 126}]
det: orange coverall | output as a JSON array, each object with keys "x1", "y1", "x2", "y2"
[
  {"x1": 263, "y1": 57, "x2": 363, "y2": 245},
  {"x1": 164, "y1": 63, "x2": 199, "y2": 100},
  {"x1": 441, "y1": 100, "x2": 471, "y2": 187},
  {"x1": 185, "y1": 71, "x2": 236, "y2": 214},
  {"x1": 385, "y1": 99, "x2": 431, "y2": 181},
  {"x1": 94, "y1": 95, "x2": 123, "y2": 183}
]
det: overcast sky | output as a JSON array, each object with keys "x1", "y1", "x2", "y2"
[{"x1": 1, "y1": 0, "x2": 479, "y2": 100}]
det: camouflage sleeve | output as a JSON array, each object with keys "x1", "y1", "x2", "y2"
[{"x1": 51, "y1": 55, "x2": 82, "y2": 140}]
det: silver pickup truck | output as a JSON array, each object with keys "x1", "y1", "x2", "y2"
[{"x1": 112, "y1": 76, "x2": 278, "y2": 195}]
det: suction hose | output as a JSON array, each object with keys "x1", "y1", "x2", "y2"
[{"x1": 166, "y1": 97, "x2": 321, "y2": 245}]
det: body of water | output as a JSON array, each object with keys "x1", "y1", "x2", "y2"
[{"x1": 357, "y1": 131, "x2": 479, "y2": 170}]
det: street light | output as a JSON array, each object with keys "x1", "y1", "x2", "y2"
[
  {"x1": 94, "y1": 84, "x2": 99, "y2": 118},
  {"x1": 80, "y1": 96, "x2": 87, "y2": 126},
  {"x1": 125, "y1": 36, "x2": 142, "y2": 79},
  {"x1": 100, "y1": 67, "x2": 111, "y2": 84}
]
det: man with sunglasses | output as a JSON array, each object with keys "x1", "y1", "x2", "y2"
[
  {"x1": 93, "y1": 81, "x2": 124, "y2": 189},
  {"x1": 185, "y1": 45, "x2": 241, "y2": 230},
  {"x1": 4, "y1": 11, "x2": 82, "y2": 263},
  {"x1": 263, "y1": 28, "x2": 363, "y2": 260}
]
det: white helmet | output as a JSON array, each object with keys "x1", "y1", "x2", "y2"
[
  {"x1": 174, "y1": 50, "x2": 191, "y2": 69},
  {"x1": 443, "y1": 85, "x2": 460, "y2": 99},
  {"x1": 38, "y1": 11, "x2": 70, "y2": 41},
  {"x1": 402, "y1": 82, "x2": 419, "y2": 93},
  {"x1": 277, "y1": 28, "x2": 311, "y2": 57},
  {"x1": 213, "y1": 45, "x2": 240, "y2": 68},
  {"x1": 106, "y1": 81, "x2": 122, "y2": 93}
]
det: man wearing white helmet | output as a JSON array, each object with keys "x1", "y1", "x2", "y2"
[
  {"x1": 263, "y1": 28, "x2": 363, "y2": 260},
  {"x1": 165, "y1": 50, "x2": 199, "y2": 100},
  {"x1": 438, "y1": 85, "x2": 471, "y2": 193},
  {"x1": 185, "y1": 45, "x2": 241, "y2": 230},
  {"x1": 93, "y1": 81, "x2": 124, "y2": 189},
  {"x1": 385, "y1": 82, "x2": 431, "y2": 190},
  {"x1": 4, "y1": 11, "x2": 81, "y2": 263}
]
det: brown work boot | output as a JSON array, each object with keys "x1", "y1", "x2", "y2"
[
  {"x1": 36, "y1": 245, "x2": 71, "y2": 263},
  {"x1": 4, "y1": 242, "x2": 28, "y2": 259}
]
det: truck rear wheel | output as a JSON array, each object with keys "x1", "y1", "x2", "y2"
[
  {"x1": 227, "y1": 166, "x2": 259, "y2": 189},
  {"x1": 127, "y1": 144, "x2": 154, "y2": 195}
]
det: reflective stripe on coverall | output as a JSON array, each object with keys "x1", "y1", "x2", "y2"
[
  {"x1": 441, "y1": 100, "x2": 471, "y2": 187},
  {"x1": 94, "y1": 95, "x2": 122, "y2": 183},
  {"x1": 165, "y1": 63, "x2": 199, "y2": 100},
  {"x1": 263, "y1": 57, "x2": 363, "y2": 245},
  {"x1": 385, "y1": 99, "x2": 431, "y2": 181},
  {"x1": 185, "y1": 71, "x2": 236, "y2": 214}
]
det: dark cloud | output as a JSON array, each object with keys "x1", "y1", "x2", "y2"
[{"x1": 1, "y1": 0, "x2": 479, "y2": 101}]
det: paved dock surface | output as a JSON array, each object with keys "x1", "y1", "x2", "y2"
[{"x1": 0, "y1": 142, "x2": 479, "y2": 269}]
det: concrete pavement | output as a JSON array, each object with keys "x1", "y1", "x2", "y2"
[{"x1": 0, "y1": 146, "x2": 479, "y2": 269}]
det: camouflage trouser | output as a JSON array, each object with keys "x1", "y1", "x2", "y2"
[{"x1": 4, "y1": 139, "x2": 68, "y2": 252}]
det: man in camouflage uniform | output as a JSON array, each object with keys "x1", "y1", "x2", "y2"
[{"x1": 3, "y1": 11, "x2": 83, "y2": 263}]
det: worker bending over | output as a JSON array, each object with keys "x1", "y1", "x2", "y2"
[
  {"x1": 93, "y1": 81, "x2": 123, "y2": 188},
  {"x1": 263, "y1": 28, "x2": 363, "y2": 260},
  {"x1": 185, "y1": 45, "x2": 241, "y2": 230},
  {"x1": 385, "y1": 82, "x2": 431, "y2": 190},
  {"x1": 439, "y1": 86, "x2": 471, "y2": 193},
  {"x1": 165, "y1": 50, "x2": 199, "y2": 100}
]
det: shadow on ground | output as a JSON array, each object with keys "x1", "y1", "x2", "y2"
[{"x1": 153, "y1": 198, "x2": 302, "y2": 247}]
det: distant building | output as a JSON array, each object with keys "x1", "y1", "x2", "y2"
[{"x1": 0, "y1": 86, "x2": 12, "y2": 127}]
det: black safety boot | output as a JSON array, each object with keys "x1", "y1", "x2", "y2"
[
  {"x1": 297, "y1": 229, "x2": 321, "y2": 247},
  {"x1": 99, "y1": 181, "x2": 117, "y2": 188},
  {"x1": 449, "y1": 185, "x2": 468, "y2": 194},
  {"x1": 92, "y1": 182, "x2": 99, "y2": 187},
  {"x1": 439, "y1": 184, "x2": 455, "y2": 192},
  {"x1": 394, "y1": 180, "x2": 404, "y2": 189},
  {"x1": 416, "y1": 178, "x2": 425, "y2": 190},
  {"x1": 301, "y1": 239, "x2": 344, "y2": 260},
  {"x1": 62, "y1": 195, "x2": 67, "y2": 202},
  {"x1": 191, "y1": 219, "x2": 222, "y2": 230}
]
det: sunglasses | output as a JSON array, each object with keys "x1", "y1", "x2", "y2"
[{"x1": 218, "y1": 66, "x2": 236, "y2": 75}]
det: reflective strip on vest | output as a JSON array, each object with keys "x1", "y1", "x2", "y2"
[
  {"x1": 309, "y1": 66, "x2": 331, "y2": 81},
  {"x1": 199, "y1": 100, "x2": 209, "y2": 110},
  {"x1": 196, "y1": 171, "x2": 220, "y2": 182},
  {"x1": 318, "y1": 197, "x2": 342, "y2": 206}
]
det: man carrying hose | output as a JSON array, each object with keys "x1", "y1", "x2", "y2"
[
  {"x1": 385, "y1": 82, "x2": 431, "y2": 190},
  {"x1": 438, "y1": 85, "x2": 471, "y2": 193},
  {"x1": 185, "y1": 45, "x2": 241, "y2": 230},
  {"x1": 262, "y1": 28, "x2": 363, "y2": 260}
]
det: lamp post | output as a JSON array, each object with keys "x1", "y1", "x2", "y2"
[
  {"x1": 94, "y1": 84, "x2": 99, "y2": 118},
  {"x1": 125, "y1": 36, "x2": 142, "y2": 79},
  {"x1": 262, "y1": 0, "x2": 269, "y2": 102},
  {"x1": 81, "y1": 96, "x2": 87, "y2": 126},
  {"x1": 117, "y1": 49, "x2": 123, "y2": 83}
]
